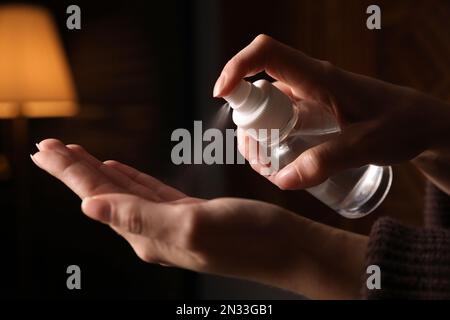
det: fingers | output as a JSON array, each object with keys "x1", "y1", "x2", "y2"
[
  {"x1": 81, "y1": 193, "x2": 178, "y2": 237},
  {"x1": 82, "y1": 194, "x2": 204, "y2": 269},
  {"x1": 33, "y1": 139, "x2": 165, "y2": 201},
  {"x1": 237, "y1": 128, "x2": 278, "y2": 178},
  {"x1": 82, "y1": 194, "x2": 182, "y2": 265},
  {"x1": 32, "y1": 139, "x2": 125, "y2": 198},
  {"x1": 81, "y1": 194, "x2": 151, "y2": 235},
  {"x1": 273, "y1": 124, "x2": 373, "y2": 189},
  {"x1": 33, "y1": 139, "x2": 185, "y2": 202},
  {"x1": 103, "y1": 160, "x2": 186, "y2": 201},
  {"x1": 109, "y1": 226, "x2": 171, "y2": 266},
  {"x1": 213, "y1": 34, "x2": 330, "y2": 102},
  {"x1": 237, "y1": 122, "x2": 382, "y2": 191},
  {"x1": 237, "y1": 128, "x2": 266, "y2": 173},
  {"x1": 66, "y1": 144, "x2": 162, "y2": 202},
  {"x1": 272, "y1": 81, "x2": 295, "y2": 100}
]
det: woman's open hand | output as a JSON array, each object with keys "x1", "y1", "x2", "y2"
[{"x1": 31, "y1": 138, "x2": 368, "y2": 299}]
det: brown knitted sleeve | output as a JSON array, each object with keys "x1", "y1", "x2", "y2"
[{"x1": 362, "y1": 217, "x2": 450, "y2": 299}]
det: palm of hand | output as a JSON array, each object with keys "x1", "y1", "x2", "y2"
[{"x1": 31, "y1": 139, "x2": 297, "y2": 282}]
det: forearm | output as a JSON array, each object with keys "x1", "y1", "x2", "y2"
[{"x1": 272, "y1": 212, "x2": 368, "y2": 299}]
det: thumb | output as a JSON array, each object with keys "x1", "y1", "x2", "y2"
[
  {"x1": 81, "y1": 193, "x2": 171, "y2": 236},
  {"x1": 273, "y1": 124, "x2": 374, "y2": 190}
]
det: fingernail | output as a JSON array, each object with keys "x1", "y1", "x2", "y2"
[
  {"x1": 42, "y1": 139, "x2": 71, "y2": 156},
  {"x1": 30, "y1": 154, "x2": 39, "y2": 166},
  {"x1": 275, "y1": 165, "x2": 301, "y2": 190},
  {"x1": 213, "y1": 74, "x2": 226, "y2": 97},
  {"x1": 82, "y1": 197, "x2": 111, "y2": 223},
  {"x1": 35, "y1": 143, "x2": 41, "y2": 151}
]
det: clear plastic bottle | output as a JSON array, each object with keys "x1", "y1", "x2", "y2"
[{"x1": 224, "y1": 79, "x2": 393, "y2": 219}]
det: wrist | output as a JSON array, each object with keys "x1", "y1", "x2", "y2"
[{"x1": 284, "y1": 213, "x2": 368, "y2": 299}]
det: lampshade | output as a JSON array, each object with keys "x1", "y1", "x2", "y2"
[{"x1": 0, "y1": 5, "x2": 78, "y2": 118}]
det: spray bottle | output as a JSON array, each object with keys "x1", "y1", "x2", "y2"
[{"x1": 224, "y1": 79, "x2": 392, "y2": 219}]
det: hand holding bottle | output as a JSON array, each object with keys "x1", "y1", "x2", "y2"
[{"x1": 214, "y1": 35, "x2": 450, "y2": 194}]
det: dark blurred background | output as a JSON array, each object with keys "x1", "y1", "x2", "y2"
[{"x1": 0, "y1": 0, "x2": 448, "y2": 299}]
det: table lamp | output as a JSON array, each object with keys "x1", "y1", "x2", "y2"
[
  {"x1": 0, "y1": 4, "x2": 78, "y2": 118},
  {"x1": 0, "y1": 4, "x2": 78, "y2": 291},
  {"x1": 0, "y1": 4, "x2": 78, "y2": 177}
]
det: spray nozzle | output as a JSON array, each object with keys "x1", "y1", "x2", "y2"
[
  {"x1": 224, "y1": 80, "x2": 251, "y2": 108},
  {"x1": 222, "y1": 79, "x2": 294, "y2": 135},
  {"x1": 223, "y1": 80, "x2": 264, "y2": 112}
]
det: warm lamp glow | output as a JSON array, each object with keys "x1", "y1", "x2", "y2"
[
  {"x1": 0, "y1": 5, "x2": 78, "y2": 118},
  {"x1": 0, "y1": 103, "x2": 19, "y2": 118}
]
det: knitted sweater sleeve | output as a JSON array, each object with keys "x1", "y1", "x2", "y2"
[{"x1": 362, "y1": 184, "x2": 450, "y2": 299}]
